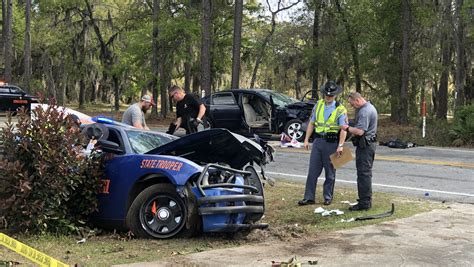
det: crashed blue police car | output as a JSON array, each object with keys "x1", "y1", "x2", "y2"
[{"x1": 83, "y1": 118, "x2": 273, "y2": 239}]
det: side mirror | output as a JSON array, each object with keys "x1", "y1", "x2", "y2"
[{"x1": 97, "y1": 139, "x2": 124, "y2": 154}]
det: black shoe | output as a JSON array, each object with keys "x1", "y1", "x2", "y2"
[
  {"x1": 323, "y1": 200, "x2": 332, "y2": 205},
  {"x1": 298, "y1": 199, "x2": 315, "y2": 206},
  {"x1": 349, "y1": 203, "x2": 371, "y2": 211}
]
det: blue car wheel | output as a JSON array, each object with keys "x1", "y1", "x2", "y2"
[{"x1": 126, "y1": 184, "x2": 187, "y2": 239}]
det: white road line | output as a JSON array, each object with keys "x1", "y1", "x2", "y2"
[{"x1": 266, "y1": 171, "x2": 474, "y2": 198}]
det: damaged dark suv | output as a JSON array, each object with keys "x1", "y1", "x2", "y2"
[{"x1": 202, "y1": 89, "x2": 317, "y2": 141}]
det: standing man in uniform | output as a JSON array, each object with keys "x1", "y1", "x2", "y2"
[
  {"x1": 298, "y1": 81, "x2": 348, "y2": 206},
  {"x1": 167, "y1": 85, "x2": 206, "y2": 135},
  {"x1": 121, "y1": 95, "x2": 155, "y2": 130},
  {"x1": 341, "y1": 92, "x2": 378, "y2": 211}
]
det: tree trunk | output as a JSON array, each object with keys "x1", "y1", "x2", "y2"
[
  {"x1": 151, "y1": 0, "x2": 160, "y2": 116},
  {"x1": 465, "y1": 68, "x2": 473, "y2": 105},
  {"x1": 437, "y1": 32, "x2": 451, "y2": 120},
  {"x1": 192, "y1": 72, "x2": 200, "y2": 93},
  {"x1": 311, "y1": 0, "x2": 322, "y2": 100},
  {"x1": 4, "y1": 0, "x2": 13, "y2": 83},
  {"x1": 59, "y1": 51, "x2": 67, "y2": 105},
  {"x1": 160, "y1": 59, "x2": 169, "y2": 117},
  {"x1": 231, "y1": 0, "x2": 243, "y2": 89},
  {"x1": 408, "y1": 74, "x2": 418, "y2": 118},
  {"x1": 431, "y1": 80, "x2": 438, "y2": 116},
  {"x1": 335, "y1": 0, "x2": 361, "y2": 93},
  {"x1": 1, "y1": 0, "x2": 5, "y2": 61},
  {"x1": 399, "y1": 0, "x2": 411, "y2": 124},
  {"x1": 100, "y1": 72, "x2": 109, "y2": 103},
  {"x1": 111, "y1": 74, "x2": 119, "y2": 112},
  {"x1": 79, "y1": 79, "x2": 85, "y2": 109},
  {"x1": 23, "y1": 0, "x2": 32, "y2": 91},
  {"x1": 42, "y1": 50, "x2": 57, "y2": 100},
  {"x1": 295, "y1": 68, "x2": 303, "y2": 99},
  {"x1": 387, "y1": 45, "x2": 401, "y2": 123},
  {"x1": 201, "y1": 0, "x2": 212, "y2": 96},
  {"x1": 89, "y1": 69, "x2": 98, "y2": 103},
  {"x1": 184, "y1": 41, "x2": 192, "y2": 93},
  {"x1": 454, "y1": 0, "x2": 465, "y2": 109}
]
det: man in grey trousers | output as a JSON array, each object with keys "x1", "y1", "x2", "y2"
[
  {"x1": 298, "y1": 81, "x2": 348, "y2": 206},
  {"x1": 341, "y1": 92, "x2": 378, "y2": 211}
]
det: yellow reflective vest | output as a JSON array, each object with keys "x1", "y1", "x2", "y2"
[{"x1": 313, "y1": 100, "x2": 347, "y2": 134}]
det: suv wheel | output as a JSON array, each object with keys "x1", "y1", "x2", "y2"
[{"x1": 284, "y1": 119, "x2": 305, "y2": 142}]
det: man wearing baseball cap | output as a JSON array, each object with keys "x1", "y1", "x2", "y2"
[{"x1": 121, "y1": 95, "x2": 155, "y2": 130}]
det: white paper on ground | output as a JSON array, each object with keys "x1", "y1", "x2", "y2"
[
  {"x1": 340, "y1": 200, "x2": 358, "y2": 206},
  {"x1": 320, "y1": 209, "x2": 344, "y2": 217},
  {"x1": 314, "y1": 207, "x2": 326, "y2": 213},
  {"x1": 321, "y1": 210, "x2": 332, "y2": 216},
  {"x1": 339, "y1": 218, "x2": 355, "y2": 223}
]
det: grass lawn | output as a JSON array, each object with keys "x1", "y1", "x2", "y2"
[{"x1": 0, "y1": 180, "x2": 443, "y2": 266}]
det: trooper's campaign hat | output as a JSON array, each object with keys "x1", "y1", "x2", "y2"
[
  {"x1": 82, "y1": 123, "x2": 109, "y2": 140},
  {"x1": 320, "y1": 81, "x2": 342, "y2": 96}
]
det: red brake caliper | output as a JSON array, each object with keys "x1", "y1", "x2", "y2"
[{"x1": 151, "y1": 201, "x2": 157, "y2": 215}]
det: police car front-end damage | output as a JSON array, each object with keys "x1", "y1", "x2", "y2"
[
  {"x1": 87, "y1": 123, "x2": 273, "y2": 239},
  {"x1": 146, "y1": 129, "x2": 271, "y2": 234}
]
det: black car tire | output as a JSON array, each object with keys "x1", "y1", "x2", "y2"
[
  {"x1": 284, "y1": 119, "x2": 305, "y2": 142},
  {"x1": 126, "y1": 184, "x2": 190, "y2": 239}
]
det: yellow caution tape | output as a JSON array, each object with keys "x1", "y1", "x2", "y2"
[{"x1": 0, "y1": 232, "x2": 69, "y2": 267}]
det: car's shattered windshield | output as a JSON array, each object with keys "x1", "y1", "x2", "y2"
[
  {"x1": 260, "y1": 91, "x2": 299, "y2": 107},
  {"x1": 126, "y1": 130, "x2": 175, "y2": 154}
]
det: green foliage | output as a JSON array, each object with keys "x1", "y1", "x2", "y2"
[
  {"x1": 450, "y1": 105, "x2": 474, "y2": 146},
  {"x1": 0, "y1": 106, "x2": 104, "y2": 234},
  {"x1": 422, "y1": 117, "x2": 453, "y2": 147},
  {"x1": 2, "y1": 0, "x2": 471, "y2": 129}
]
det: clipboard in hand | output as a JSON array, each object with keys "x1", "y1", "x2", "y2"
[{"x1": 330, "y1": 145, "x2": 353, "y2": 169}]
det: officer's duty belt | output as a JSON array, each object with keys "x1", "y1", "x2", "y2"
[{"x1": 314, "y1": 133, "x2": 338, "y2": 142}]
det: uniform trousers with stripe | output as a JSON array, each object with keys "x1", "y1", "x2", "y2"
[{"x1": 303, "y1": 137, "x2": 338, "y2": 202}]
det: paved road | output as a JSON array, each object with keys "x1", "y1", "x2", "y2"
[{"x1": 267, "y1": 143, "x2": 474, "y2": 204}]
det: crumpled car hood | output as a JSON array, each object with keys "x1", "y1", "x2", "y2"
[
  {"x1": 146, "y1": 129, "x2": 266, "y2": 169},
  {"x1": 286, "y1": 101, "x2": 313, "y2": 110}
]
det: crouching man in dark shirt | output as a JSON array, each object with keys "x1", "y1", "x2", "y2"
[{"x1": 167, "y1": 85, "x2": 206, "y2": 135}]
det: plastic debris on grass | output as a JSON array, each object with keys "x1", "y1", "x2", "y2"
[
  {"x1": 314, "y1": 207, "x2": 345, "y2": 216},
  {"x1": 338, "y1": 218, "x2": 355, "y2": 223}
]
